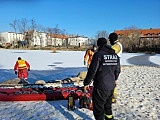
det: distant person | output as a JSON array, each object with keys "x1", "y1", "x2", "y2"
[
  {"x1": 83, "y1": 38, "x2": 121, "y2": 120},
  {"x1": 84, "y1": 44, "x2": 97, "y2": 69},
  {"x1": 109, "y1": 32, "x2": 123, "y2": 58},
  {"x1": 14, "y1": 57, "x2": 30, "y2": 84}
]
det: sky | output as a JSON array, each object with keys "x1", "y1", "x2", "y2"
[{"x1": 0, "y1": 0, "x2": 160, "y2": 38}]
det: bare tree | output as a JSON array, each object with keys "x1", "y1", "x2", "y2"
[
  {"x1": 9, "y1": 19, "x2": 19, "y2": 47},
  {"x1": 22, "y1": 19, "x2": 37, "y2": 48},
  {"x1": 52, "y1": 24, "x2": 60, "y2": 47},
  {"x1": 46, "y1": 25, "x2": 60, "y2": 48},
  {"x1": 119, "y1": 26, "x2": 141, "y2": 52},
  {"x1": 9, "y1": 19, "x2": 18, "y2": 33},
  {"x1": 125, "y1": 26, "x2": 141, "y2": 51},
  {"x1": 124, "y1": 25, "x2": 138, "y2": 30},
  {"x1": 18, "y1": 18, "x2": 28, "y2": 34},
  {"x1": 95, "y1": 30, "x2": 108, "y2": 39},
  {"x1": 60, "y1": 29, "x2": 67, "y2": 46},
  {"x1": 46, "y1": 27, "x2": 53, "y2": 47},
  {"x1": 30, "y1": 19, "x2": 37, "y2": 30}
]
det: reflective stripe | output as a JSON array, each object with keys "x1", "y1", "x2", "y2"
[
  {"x1": 116, "y1": 42, "x2": 123, "y2": 57},
  {"x1": 18, "y1": 60, "x2": 27, "y2": 69},
  {"x1": 105, "y1": 114, "x2": 113, "y2": 119}
]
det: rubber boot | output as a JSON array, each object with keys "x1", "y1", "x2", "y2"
[
  {"x1": 68, "y1": 96, "x2": 75, "y2": 111},
  {"x1": 24, "y1": 79, "x2": 30, "y2": 84}
]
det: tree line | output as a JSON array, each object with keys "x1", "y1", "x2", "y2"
[
  {"x1": 8, "y1": 18, "x2": 67, "y2": 48},
  {"x1": 8, "y1": 19, "x2": 160, "y2": 53},
  {"x1": 94, "y1": 26, "x2": 160, "y2": 53},
  {"x1": 9, "y1": 18, "x2": 66, "y2": 34}
]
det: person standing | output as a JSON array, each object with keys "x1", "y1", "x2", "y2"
[
  {"x1": 109, "y1": 32, "x2": 123, "y2": 58},
  {"x1": 83, "y1": 38, "x2": 121, "y2": 120},
  {"x1": 84, "y1": 44, "x2": 97, "y2": 69},
  {"x1": 14, "y1": 57, "x2": 30, "y2": 83},
  {"x1": 109, "y1": 32, "x2": 123, "y2": 102}
]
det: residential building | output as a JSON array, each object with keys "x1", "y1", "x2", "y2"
[
  {"x1": 0, "y1": 30, "x2": 89, "y2": 47},
  {"x1": 25, "y1": 30, "x2": 68, "y2": 47},
  {"x1": 49, "y1": 34, "x2": 68, "y2": 46},
  {"x1": 68, "y1": 35, "x2": 89, "y2": 46},
  {"x1": 25, "y1": 30, "x2": 48, "y2": 47},
  {"x1": 36, "y1": 32, "x2": 48, "y2": 47},
  {"x1": 114, "y1": 28, "x2": 160, "y2": 46},
  {"x1": 0, "y1": 32, "x2": 24, "y2": 46},
  {"x1": 115, "y1": 28, "x2": 160, "y2": 37}
]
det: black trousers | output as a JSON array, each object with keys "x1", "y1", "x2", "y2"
[{"x1": 92, "y1": 88, "x2": 114, "y2": 120}]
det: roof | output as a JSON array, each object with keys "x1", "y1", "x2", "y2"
[
  {"x1": 115, "y1": 28, "x2": 160, "y2": 36},
  {"x1": 49, "y1": 34, "x2": 68, "y2": 39},
  {"x1": 26, "y1": 30, "x2": 36, "y2": 34}
]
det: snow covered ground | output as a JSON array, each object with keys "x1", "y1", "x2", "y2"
[{"x1": 0, "y1": 49, "x2": 160, "y2": 120}]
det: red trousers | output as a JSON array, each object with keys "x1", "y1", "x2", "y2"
[{"x1": 18, "y1": 69, "x2": 28, "y2": 79}]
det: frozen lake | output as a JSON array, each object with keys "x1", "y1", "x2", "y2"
[{"x1": 0, "y1": 49, "x2": 159, "y2": 83}]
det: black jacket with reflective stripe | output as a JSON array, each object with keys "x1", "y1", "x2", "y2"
[{"x1": 83, "y1": 45, "x2": 121, "y2": 90}]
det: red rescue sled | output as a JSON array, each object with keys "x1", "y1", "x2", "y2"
[{"x1": 0, "y1": 86, "x2": 93, "y2": 101}]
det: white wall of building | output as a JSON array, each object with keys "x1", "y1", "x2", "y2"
[
  {"x1": 68, "y1": 36, "x2": 88, "y2": 46},
  {"x1": 0, "y1": 31, "x2": 89, "y2": 47},
  {"x1": 0, "y1": 32, "x2": 24, "y2": 45},
  {"x1": 38, "y1": 32, "x2": 47, "y2": 47},
  {"x1": 30, "y1": 31, "x2": 48, "y2": 47},
  {"x1": 0, "y1": 32, "x2": 10, "y2": 43},
  {"x1": 51, "y1": 38, "x2": 63, "y2": 46}
]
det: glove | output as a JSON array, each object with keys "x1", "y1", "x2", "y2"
[
  {"x1": 28, "y1": 68, "x2": 30, "y2": 71},
  {"x1": 84, "y1": 61, "x2": 86, "y2": 65},
  {"x1": 84, "y1": 85, "x2": 90, "y2": 92},
  {"x1": 15, "y1": 71, "x2": 17, "y2": 75}
]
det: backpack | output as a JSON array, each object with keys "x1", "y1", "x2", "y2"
[{"x1": 79, "y1": 93, "x2": 91, "y2": 109}]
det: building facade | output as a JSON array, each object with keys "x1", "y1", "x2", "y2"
[
  {"x1": 49, "y1": 34, "x2": 68, "y2": 46},
  {"x1": 0, "y1": 32, "x2": 24, "y2": 46},
  {"x1": 0, "y1": 31, "x2": 89, "y2": 47},
  {"x1": 115, "y1": 28, "x2": 160, "y2": 38},
  {"x1": 25, "y1": 30, "x2": 48, "y2": 47},
  {"x1": 114, "y1": 28, "x2": 160, "y2": 47},
  {"x1": 68, "y1": 35, "x2": 89, "y2": 46}
]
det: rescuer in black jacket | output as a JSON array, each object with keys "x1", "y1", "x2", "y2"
[{"x1": 83, "y1": 37, "x2": 121, "y2": 120}]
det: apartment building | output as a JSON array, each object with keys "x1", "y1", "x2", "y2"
[
  {"x1": 114, "y1": 28, "x2": 160, "y2": 46},
  {"x1": 25, "y1": 30, "x2": 68, "y2": 47},
  {"x1": 49, "y1": 34, "x2": 68, "y2": 46},
  {"x1": 115, "y1": 28, "x2": 160, "y2": 37},
  {"x1": 0, "y1": 30, "x2": 89, "y2": 47},
  {"x1": 25, "y1": 30, "x2": 47, "y2": 47},
  {"x1": 68, "y1": 35, "x2": 89, "y2": 46},
  {"x1": 0, "y1": 32, "x2": 24, "y2": 46}
]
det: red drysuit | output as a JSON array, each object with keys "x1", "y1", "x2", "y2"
[{"x1": 14, "y1": 59, "x2": 30, "y2": 80}]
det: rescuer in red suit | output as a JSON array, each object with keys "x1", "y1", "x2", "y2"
[{"x1": 14, "y1": 57, "x2": 30, "y2": 83}]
